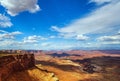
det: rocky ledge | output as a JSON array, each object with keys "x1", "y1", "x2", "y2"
[{"x1": 0, "y1": 54, "x2": 35, "y2": 81}]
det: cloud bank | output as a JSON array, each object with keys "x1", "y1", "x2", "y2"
[
  {"x1": 52, "y1": 0, "x2": 120, "y2": 35},
  {"x1": 0, "y1": 30, "x2": 22, "y2": 40},
  {"x1": 97, "y1": 32, "x2": 120, "y2": 44},
  {"x1": 23, "y1": 35, "x2": 47, "y2": 43}
]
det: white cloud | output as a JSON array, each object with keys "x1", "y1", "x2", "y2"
[
  {"x1": 0, "y1": 40, "x2": 20, "y2": 46},
  {"x1": 51, "y1": 26, "x2": 89, "y2": 40},
  {"x1": 23, "y1": 35, "x2": 47, "y2": 43},
  {"x1": 0, "y1": 0, "x2": 40, "y2": 16},
  {"x1": 76, "y1": 35, "x2": 89, "y2": 41},
  {"x1": 10, "y1": 31, "x2": 22, "y2": 35},
  {"x1": 98, "y1": 35, "x2": 120, "y2": 41},
  {"x1": 0, "y1": 14, "x2": 12, "y2": 27},
  {"x1": 51, "y1": 0, "x2": 120, "y2": 36},
  {"x1": 97, "y1": 32, "x2": 120, "y2": 45},
  {"x1": 59, "y1": 32, "x2": 89, "y2": 41},
  {"x1": 0, "y1": 31, "x2": 22, "y2": 40},
  {"x1": 0, "y1": 40, "x2": 25, "y2": 49}
]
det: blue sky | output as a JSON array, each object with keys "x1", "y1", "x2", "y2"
[{"x1": 0, "y1": 0, "x2": 120, "y2": 50}]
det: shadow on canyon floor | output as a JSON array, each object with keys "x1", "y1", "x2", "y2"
[{"x1": 35, "y1": 60, "x2": 81, "y2": 73}]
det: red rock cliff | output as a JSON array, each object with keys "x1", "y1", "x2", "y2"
[{"x1": 0, "y1": 54, "x2": 35, "y2": 81}]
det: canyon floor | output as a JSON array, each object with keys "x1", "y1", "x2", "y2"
[
  {"x1": 35, "y1": 50, "x2": 120, "y2": 81},
  {"x1": 1, "y1": 50, "x2": 120, "y2": 81}
]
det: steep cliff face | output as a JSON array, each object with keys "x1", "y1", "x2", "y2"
[{"x1": 0, "y1": 54, "x2": 35, "y2": 81}]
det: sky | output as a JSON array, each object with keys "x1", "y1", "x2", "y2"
[{"x1": 0, "y1": 0, "x2": 120, "y2": 50}]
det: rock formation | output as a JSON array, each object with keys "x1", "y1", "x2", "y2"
[{"x1": 0, "y1": 54, "x2": 35, "y2": 81}]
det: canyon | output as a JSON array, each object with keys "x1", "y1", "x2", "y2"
[
  {"x1": 0, "y1": 50, "x2": 120, "y2": 81},
  {"x1": 0, "y1": 53, "x2": 58, "y2": 81},
  {"x1": 0, "y1": 54, "x2": 35, "y2": 81}
]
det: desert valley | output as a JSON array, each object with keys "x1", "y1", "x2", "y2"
[{"x1": 0, "y1": 50, "x2": 120, "y2": 81}]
